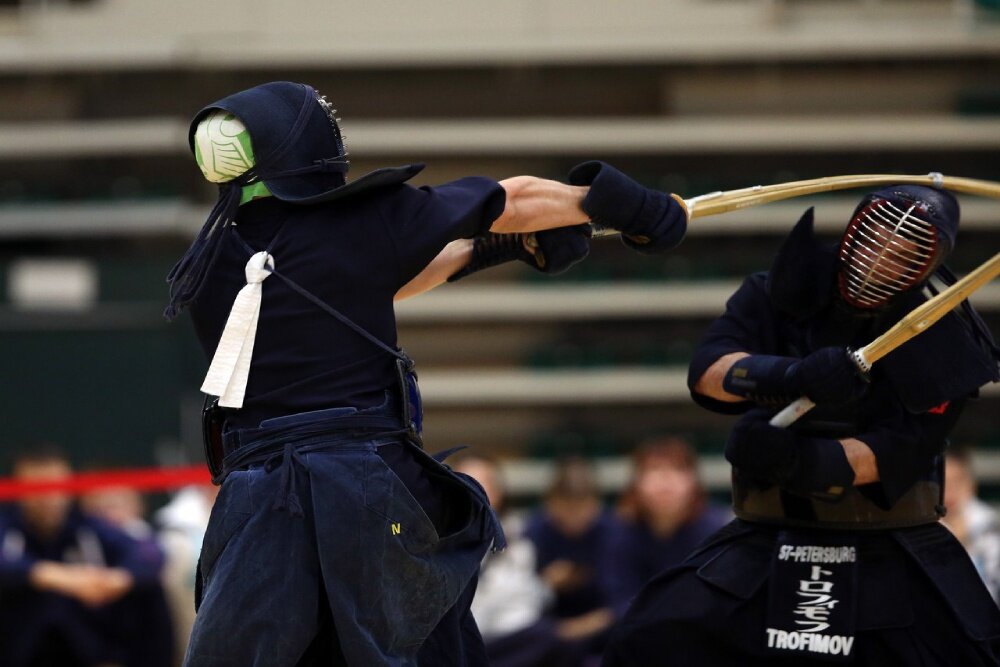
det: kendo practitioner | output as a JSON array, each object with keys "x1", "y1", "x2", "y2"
[
  {"x1": 603, "y1": 185, "x2": 1000, "y2": 666},
  {"x1": 165, "y1": 81, "x2": 688, "y2": 667}
]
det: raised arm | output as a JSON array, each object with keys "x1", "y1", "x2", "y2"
[
  {"x1": 396, "y1": 162, "x2": 689, "y2": 299},
  {"x1": 692, "y1": 343, "x2": 868, "y2": 411},
  {"x1": 394, "y1": 239, "x2": 473, "y2": 301},
  {"x1": 490, "y1": 176, "x2": 589, "y2": 234},
  {"x1": 394, "y1": 224, "x2": 593, "y2": 300},
  {"x1": 493, "y1": 163, "x2": 689, "y2": 256}
]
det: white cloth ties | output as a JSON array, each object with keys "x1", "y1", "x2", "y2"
[{"x1": 200, "y1": 251, "x2": 274, "y2": 408}]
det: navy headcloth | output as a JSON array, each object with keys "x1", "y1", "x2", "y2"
[
  {"x1": 165, "y1": 82, "x2": 345, "y2": 320},
  {"x1": 165, "y1": 81, "x2": 423, "y2": 320}
]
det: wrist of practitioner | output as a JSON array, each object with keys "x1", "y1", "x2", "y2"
[
  {"x1": 722, "y1": 347, "x2": 869, "y2": 407},
  {"x1": 567, "y1": 160, "x2": 687, "y2": 254},
  {"x1": 448, "y1": 225, "x2": 590, "y2": 281},
  {"x1": 726, "y1": 408, "x2": 857, "y2": 497}
]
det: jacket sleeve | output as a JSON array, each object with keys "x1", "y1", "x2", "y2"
[
  {"x1": 687, "y1": 273, "x2": 781, "y2": 414},
  {"x1": 856, "y1": 384, "x2": 963, "y2": 507},
  {"x1": 0, "y1": 529, "x2": 38, "y2": 588},
  {"x1": 379, "y1": 177, "x2": 507, "y2": 288},
  {"x1": 91, "y1": 519, "x2": 165, "y2": 586}
]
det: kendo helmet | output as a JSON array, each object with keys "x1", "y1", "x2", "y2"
[
  {"x1": 166, "y1": 81, "x2": 424, "y2": 320},
  {"x1": 187, "y1": 81, "x2": 349, "y2": 202},
  {"x1": 837, "y1": 185, "x2": 959, "y2": 309}
]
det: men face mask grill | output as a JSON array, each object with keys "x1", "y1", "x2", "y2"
[{"x1": 838, "y1": 198, "x2": 939, "y2": 309}]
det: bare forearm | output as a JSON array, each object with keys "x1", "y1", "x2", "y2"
[
  {"x1": 29, "y1": 561, "x2": 71, "y2": 593},
  {"x1": 491, "y1": 176, "x2": 589, "y2": 234},
  {"x1": 394, "y1": 239, "x2": 473, "y2": 301},
  {"x1": 693, "y1": 352, "x2": 750, "y2": 403},
  {"x1": 840, "y1": 437, "x2": 880, "y2": 485}
]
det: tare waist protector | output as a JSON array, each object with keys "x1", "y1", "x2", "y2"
[{"x1": 732, "y1": 478, "x2": 943, "y2": 530}]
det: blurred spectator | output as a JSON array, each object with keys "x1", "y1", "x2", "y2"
[
  {"x1": 603, "y1": 436, "x2": 731, "y2": 615},
  {"x1": 455, "y1": 454, "x2": 587, "y2": 667},
  {"x1": 82, "y1": 483, "x2": 175, "y2": 667},
  {"x1": 0, "y1": 445, "x2": 172, "y2": 667},
  {"x1": 943, "y1": 446, "x2": 1000, "y2": 603},
  {"x1": 155, "y1": 484, "x2": 219, "y2": 665},
  {"x1": 81, "y1": 486, "x2": 150, "y2": 542},
  {"x1": 523, "y1": 456, "x2": 617, "y2": 647}
]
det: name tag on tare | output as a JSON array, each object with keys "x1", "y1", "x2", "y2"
[{"x1": 765, "y1": 531, "x2": 858, "y2": 661}]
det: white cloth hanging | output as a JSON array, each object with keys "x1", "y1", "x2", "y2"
[{"x1": 200, "y1": 251, "x2": 274, "y2": 408}]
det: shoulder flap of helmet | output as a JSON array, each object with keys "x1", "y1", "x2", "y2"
[
  {"x1": 289, "y1": 164, "x2": 426, "y2": 205},
  {"x1": 766, "y1": 208, "x2": 837, "y2": 319},
  {"x1": 879, "y1": 291, "x2": 1000, "y2": 412}
]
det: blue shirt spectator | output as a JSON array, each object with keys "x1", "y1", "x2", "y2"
[
  {"x1": 0, "y1": 447, "x2": 171, "y2": 667},
  {"x1": 524, "y1": 457, "x2": 620, "y2": 621},
  {"x1": 602, "y1": 437, "x2": 731, "y2": 615}
]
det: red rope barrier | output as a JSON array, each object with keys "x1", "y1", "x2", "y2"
[{"x1": 0, "y1": 465, "x2": 212, "y2": 500}]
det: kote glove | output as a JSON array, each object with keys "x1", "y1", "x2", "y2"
[{"x1": 568, "y1": 160, "x2": 687, "y2": 255}]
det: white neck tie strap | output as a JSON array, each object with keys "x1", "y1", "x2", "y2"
[{"x1": 201, "y1": 251, "x2": 274, "y2": 408}]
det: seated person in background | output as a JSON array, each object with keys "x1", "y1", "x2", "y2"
[
  {"x1": 0, "y1": 446, "x2": 171, "y2": 667},
  {"x1": 603, "y1": 437, "x2": 731, "y2": 616},
  {"x1": 455, "y1": 454, "x2": 588, "y2": 667},
  {"x1": 943, "y1": 445, "x2": 1000, "y2": 603},
  {"x1": 82, "y1": 483, "x2": 175, "y2": 667},
  {"x1": 81, "y1": 485, "x2": 154, "y2": 542},
  {"x1": 524, "y1": 456, "x2": 618, "y2": 647}
]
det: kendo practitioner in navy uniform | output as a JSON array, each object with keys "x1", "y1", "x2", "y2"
[
  {"x1": 165, "y1": 81, "x2": 688, "y2": 667},
  {"x1": 602, "y1": 185, "x2": 1000, "y2": 666}
]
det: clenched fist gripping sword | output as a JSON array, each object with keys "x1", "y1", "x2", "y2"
[{"x1": 770, "y1": 249, "x2": 1000, "y2": 427}]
